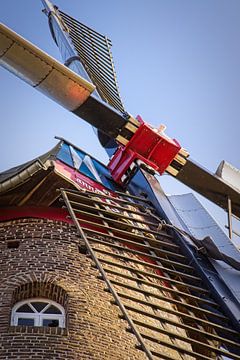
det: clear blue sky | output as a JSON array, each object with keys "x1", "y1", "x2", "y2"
[{"x1": 1, "y1": 0, "x2": 240, "y2": 238}]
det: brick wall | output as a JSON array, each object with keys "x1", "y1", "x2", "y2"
[{"x1": 0, "y1": 218, "x2": 145, "y2": 360}]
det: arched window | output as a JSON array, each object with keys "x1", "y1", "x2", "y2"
[{"x1": 11, "y1": 298, "x2": 65, "y2": 328}]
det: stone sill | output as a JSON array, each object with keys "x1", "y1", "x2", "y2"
[{"x1": 8, "y1": 325, "x2": 69, "y2": 336}]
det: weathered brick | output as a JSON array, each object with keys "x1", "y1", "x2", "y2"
[{"x1": 0, "y1": 218, "x2": 145, "y2": 360}]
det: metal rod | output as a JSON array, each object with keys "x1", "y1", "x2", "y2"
[
  {"x1": 78, "y1": 27, "x2": 112, "y2": 49},
  {"x1": 114, "y1": 190, "x2": 153, "y2": 204},
  {"x1": 91, "y1": 245, "x2": 201, "y2": 281},
  {"x1": 73, "y1": 51, "x2": 117, "y2": 93},
  {"x1": 92, "y1": 242, "x2": 195, "y2": 272},
  {"x1": 75, "y1": 217, "x2": 168, "y2": 245},
  {"x1": 105, "y1": 34, "x2": 120, "y2": 85},
  {"x1": 72, "y1": 59, "x2": 120, "y2": 103},
  {"x1": 102, "y1": 267, "x2": 218, "y2": 307},
  {"x1": 134, "y1": 319, "x2": 240, "y2": 360},
  {"x1": 73, "y1": 212, "x2": 168, "y2": 242},
  {"x1": 88, "y1": 234, "x2": 186, "y2": 262},
  {"x1": 59, "y1": 10, "x2": 111, "y2": 43},
  {"x1": 139, "y1": 332, "x2": 214, "y2": 360},
  {"x1": 118, "y1": 293, "x2": 238, "y2": 336},
  {"x1": 64, "y1": 188, "x2": 155, "y2": 211},
  {"x1": 66, "y1": 193, "x2": 160, "y2": 223},
  {"x1": 121, "y1": 302, "x2": 240, "y2": 348},
  {"x1": 108, "y1": 278, "x2": 220, "y2": 314},
  {"x1": 73, "y1": 208, "x2": 178, "y2": 240},
  {"x1": 87, "y1": 235, "x2": 185, "y2": 260},
  {"x1": 100, "y1": 260, "x2": 208, "y2": 293},
  {"x1": 92, "y1": 87, "x2": 122, "y2": 110},
  {"x1": 134, "y1": 350, "x2": 175, "y2": 360},
  {"x1": 72, "y1": 44, "x2": 118, "y2": 86},
  {"x1": 59, "y1": 27, "x2": 124, "y2": 111},
  {"x1": 228, "y1": 196, "x2": 233, "y2": 239},
  {"x1": 71, "y1": 35, "x2": 115, "y2": 72},
  {"x1": 232, "y1": 228, "x2": 240, "y2": 238},
  {"x1": 77, "y1": 63, "x2": 120, "y2": 97},
  {"x1": 139, "y1": 224, "x2": 216, "y2": 359},
  {"x1": 61, "y1": 190, "x2": 154, "y2": 360},
  {"x1": 60, "y1": 13, "x2": 112, "y2": 47},
  {"x1": 225, "y1": 226, "x2": 240, "y2": 238},
  {"x1": 73, "y1": 44, "x2": 119, "y2": 84},
  {"x1": 99, "y1": 256, "x2": 202, "y2": 283},
  {"x1": 84, "y1": 227, "x2": 177, "y2": 250},
  {"x1": 64, "y1": 22, "x2": 113, "y2": 58},
  {"x1": 105, "y1": 35, "x2": 123, "y2": 105},
  {"x1": 69, "y1": 199, "x2": 158, "y2": 228},
  {"x1": 232, "y1": 213, "x2": 240, "y2": 221},
  {"x1": 78, "y1": 75, "x2": 122, "y2": 108}
]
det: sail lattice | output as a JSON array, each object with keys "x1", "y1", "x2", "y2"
[
  {"x1": 59, "y1": 10, "x2": 125, "y2": 113},
  {"x1": 62, "y1": 188, "x2": 240, "y2": 360}
]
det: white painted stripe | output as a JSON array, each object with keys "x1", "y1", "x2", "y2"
[
  {"x1": 70, "y1": 146, "x2": 83, "y2": 169},
  {"x1": 83, "y1": 155, "x2": 103, "y2": 184}
]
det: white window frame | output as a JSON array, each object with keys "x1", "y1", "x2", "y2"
[{"x1": 11, "y1": 298, "x2": 65, "y2": 328}]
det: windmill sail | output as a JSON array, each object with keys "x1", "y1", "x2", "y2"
[
  {"x1": 46, "y1": 4, "x2": 125, "y2": 113},
  {"x1": 59, "y1": 10, "x2": 125, "y2": 113}
]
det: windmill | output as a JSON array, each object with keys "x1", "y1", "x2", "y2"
[
  {"x1": 1, "y1": 1, "x2": 239, "y2": 219},
  {"x1": 1, "y1": 1, "x2": 240, "y2": 359}
]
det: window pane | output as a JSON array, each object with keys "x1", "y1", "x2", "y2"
[
  {"x1": 44, "y1": 305, "x2": 62, "y2": 314},
  {"x1": 31, "y1": 302, "x2": 48, "y2": 312},
  {"x1": 17, "y1": 318, "x2": 35, "y2": 326},
  {"x1": 42, "y1": 319, "x2": 59, "y2": 327},
  {"x1": 16, "y1": 304, "x2": 34, "y2": 313}
]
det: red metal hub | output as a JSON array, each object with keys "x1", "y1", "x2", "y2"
[{"x1": 108, "y1": 115, "x2": 183, "y2": 185}]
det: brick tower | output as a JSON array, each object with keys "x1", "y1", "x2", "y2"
[
  {"x1": 0, "y1": 218, "x2": 146, "y2": 359},
  {"x1": 1, "y1": 140, "x2": 240, "y2": 359}
]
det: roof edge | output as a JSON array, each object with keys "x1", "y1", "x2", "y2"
[{"x1": 0, "y1": 159, "x2": 53, "y2": 194}]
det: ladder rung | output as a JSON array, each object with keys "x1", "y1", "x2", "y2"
[
  {"x1": 101, "y1": 259, "x2": 208, "y2": 293},
  {"x1": 134, "y1": 320, "x2": 240, "y2": 360},
  {"x1": 85, "y1": 227, "x2": 178, "y2": 251},
  {"x1": 91, "y1": 246, "x2": 202, "y2": 281},
  {"x1": 66, "y1": 192, "x2": 158, "y2": 219},
  {"x1": 102, "y1": 267, "x2": 214, "y2": 306},
  {"x1": 64, "y1": 188, "x2": 156, "y2": 211},
  {"x1": 78, "y1": 219, "x2": 175, "y2": 249},
  {"x1": 122, "y1": 302, "x2": 240, "y2": 348},
  {"x1": 72, "y1": 206, "x2": 168, "y2": 238},
  {"x1": 69, "y1": 200, "x2": 159, "y2": 227},
  {"x1": 93, "y1": 245, "x2": 195, "y2": 272},
  {"x1": 118, "y1": 292, "x2": 238, "y2": 336},
  {"x1": 109, "y1": 278, "x2": 220, "y2": 313},
  {"x1": 141, "y1": 332, "x2": 213, "y2": 360},
  {"x1": 99, "y1": 257, "x2": 203, "y2": 283},
  {"x1": 88, "y1": 235, "x2": 185, "y2": 261},
  {"x1": 61, "y1": 189, "x2": 240, "y2": 360}
]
